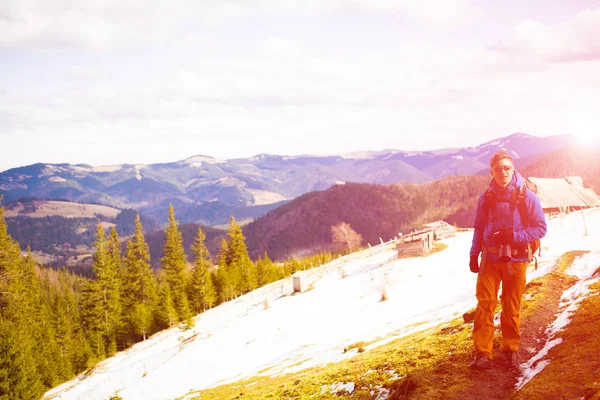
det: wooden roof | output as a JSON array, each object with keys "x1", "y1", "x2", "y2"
[{"x1": 526, "y1": 176, "x2": 600, "y2": 209}]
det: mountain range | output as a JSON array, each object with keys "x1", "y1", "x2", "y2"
[{"x1": 0, "y1": 133, "x2": 573, "y2": 226}]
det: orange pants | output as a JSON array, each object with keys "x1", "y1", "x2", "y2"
[{"x1": 473, "y1": 260, "x2": 527, "y2": 358}]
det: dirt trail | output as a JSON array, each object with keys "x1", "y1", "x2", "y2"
[{"x1": 441, "y1": 272, "x2": 575, "y2": 400}]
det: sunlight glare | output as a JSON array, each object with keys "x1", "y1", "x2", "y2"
[{"x1": 573, "y1": 131, "x2": 599, "y2": 145}]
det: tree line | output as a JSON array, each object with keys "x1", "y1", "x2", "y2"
[{"x1": 0, "y1": 204, "x2": 334, "y2": 400}]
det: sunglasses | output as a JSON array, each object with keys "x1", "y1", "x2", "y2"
[{"x1": 493, "y1": 165, "x2": 514, "y2": 173}]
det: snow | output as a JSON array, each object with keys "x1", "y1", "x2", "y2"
[
  {"x1": 135, "y1": 165, "x2": 143, "y2": 181},
  {"x1": 452, "y1": 155, "x2": 464, "y2": 160},
  {"x1": 246, "y1": 189, "x2": 288, "y2": 206},
  {"x1": 516, "y1": 249, "x2": 600, "y2": 390},
  {"x1": 44, "y1": 208, "x2": 600, "y2": 400},
  {"x1": 322, "y1": 382, "x2": 355, "y2": 395},
  {"x1": 91, "y1": 165, "x2": 123, "y2": 173},
  {"x1": 183, "y1": 155, "x2": 225, "y2": 167}
]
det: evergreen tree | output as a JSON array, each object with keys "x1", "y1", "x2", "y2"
[
  {"x1": 227, "y1": 217, "x2": 257, "y2": 294},
  {"x1": 22, "y1": 250, "x2": 64, "y2": 388},
  {"x1": 215, "y1": 237, "x2": 235, "y2": 302},
  {"x1": 80, "y1": 277, "x2": 105, "y2": 362},
  {"x1": 86, "y1": 225, "x2": 122, "y2": 355},
  {"x1": 155, "y1": 271, "x2": 176, "y2": 329},
  {"x1": 0, "y1": 207, "x2": 46, "y2": 399},
  {"x1": 160, "y1": 205, "x2": 192, "y2": 328},
  {"x1": 189, "y1": 227, "x2": 217, "y2": 313},
  {"x1": 122, "y1": 215, "x2": 157, "y2": 343},
  {"x1": 0, "y1": 318, "x2": 44, "y2": 400},
  {"x1": 256, "y1": 251, "x2": 276, "y2": 287},
  {"x1": 45, "y1": 271, "x2": 76, "y2": 380}
]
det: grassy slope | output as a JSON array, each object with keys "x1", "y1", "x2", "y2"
[
  {"x1": 184, "y1": 251, "x2": 600, "y2": 400},
  {"x1": 4, "y1": 200, "x2": 121, "y2": 219}
]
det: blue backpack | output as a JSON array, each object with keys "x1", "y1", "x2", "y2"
[{"x1": 483, "y1": 183, "x2": 541, "y2": 267}]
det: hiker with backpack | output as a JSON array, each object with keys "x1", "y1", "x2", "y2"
[{"x1": 468, "y1": 150, "x2": 547, "y2": 370}]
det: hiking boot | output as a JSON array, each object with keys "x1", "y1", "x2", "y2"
[
  {"x1": 504, "y1": 351, "x2": 520, "y2": 369},
  {"x1": 469, "y1": 353, "x2": 492, "y2": 370}
]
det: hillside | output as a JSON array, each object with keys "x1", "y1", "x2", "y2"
[
  {"x1": 521, "y1": 144, "x2": 600, "y2": 191},
  {"x1": 7, "y1": 142, "x2": 600, "y2": 270},
  {"x1": 43, "y1": 207, "x2": 600, "y2": 399},
  {"x1": 3, "y1": 199, "x2": 159, "y2": 273},
  {"x1": 145, "y1": 222, "x2": 226, "y2": 268},
  {"x1": 3, "y1": 199, "x2": 121, "y2": 219},
  {"x1": 0, "y1": 133, "x2": 573, "y2": 226},
  {"x1": 243, "y1": 175, "x2": 490, "y2": 260}
]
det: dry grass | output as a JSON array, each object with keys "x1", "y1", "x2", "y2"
[
  {"x1": 4, "y1": 200, "x2": 120, "y2": 219},
  {"x1": 182, "y1": 250, "x2": 599, "y2": 400}
]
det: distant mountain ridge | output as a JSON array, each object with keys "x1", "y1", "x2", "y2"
[{"x1": 0, "y1": 133, "x2": 573, "y2": 225}]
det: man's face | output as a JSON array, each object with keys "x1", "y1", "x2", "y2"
[{"x1": 491, "y1": 158, "x2": 514, "y2": 188}]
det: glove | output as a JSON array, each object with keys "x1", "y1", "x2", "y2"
[
  {"x1": 469, "y1": 255, "x2": 479, "y2": 273},
  {"x1": 493, "y1": 229, "x2": 514, "y2": 245}
]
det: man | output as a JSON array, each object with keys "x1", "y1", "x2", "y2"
[{"x1": 468, "y1": 150, "x2": 547, "y2": 370}]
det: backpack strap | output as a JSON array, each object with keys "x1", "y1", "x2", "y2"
[
  {"x1": 516, "y1": 185, "x2": 528, "y2": 226},
  {"x1": 483, "y1": 188, "x2": 494, "y2": 216},
  {"x1": 516, "y1": 185, "x2": 541, "y2": 267}
]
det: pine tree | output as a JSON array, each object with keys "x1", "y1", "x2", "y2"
[
  {"x1": 0, "y1": 207, "x2": 46, "y2": 399},
  {"x1": 189, "y1": 227, "x2": 217, "y2": 313},
  {"x1": 256, "y1": 251, "x2": 275, "y2": 287},
  {"x1": 80, "y1": 277, "x2": 105, "y2": 362},
  {"x1": 22, "y1": 250, "x2": 65, "y2": 388},
  {"x1": 86, "y1": 225, "x2": 122, "y2": 355},
  {"x1": 226, "y1": 217, "x2": 257, "y2": 294},
  {"x1": 122, "y1": 215, "x2": 157, "y2": 343},
  {"x1": 155, "y1": 271, "x2": 176, "y2": 329},
  {"x1": 160, "y1": 205, "x2": 192, "y2": 328},
  {"x1": 215, "y1": 237, "x2": 235, "y2": 302},
  {"x1": 46, "y1": 271, "x2": 76, "y2": 380}
]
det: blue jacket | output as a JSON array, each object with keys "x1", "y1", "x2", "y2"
[{"x1": 470, "y1": 172, "x2": 547, "y2": 263}]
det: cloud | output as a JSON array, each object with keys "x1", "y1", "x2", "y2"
[
  {"x1": 490, "y1": 6, "x2": 600, "y2": 63},
  {"x1": 351, "y1": 0, "x2": 481, "y2": 23},
  {"x1": 0, "y1": 0, "x2": 480, "y2": 50}
]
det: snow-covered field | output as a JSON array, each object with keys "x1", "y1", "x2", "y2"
[{"x1": 44, "y1": 208, "x2": 600, "y2": 400}]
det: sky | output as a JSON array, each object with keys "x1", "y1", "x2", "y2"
[
  {"x1": 44, "y1": 207, "x2": 600, "y2": 399},
  {"x1": 2, "y1": 1, "x2": 600, "y2": 172}
]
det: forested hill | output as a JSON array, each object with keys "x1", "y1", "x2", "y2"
[
  {"x1": 145, "y1": 223, "x2": 226, "y2": 268},
  {"x1": 243, "y1": 175, "x2": 491, "y2": 260},
  {"x1": 520, "y1": 145, "x2": 600, "y2": 191},
  {"x1": 242, "y1": 144, "x2": 600, "y2": 262}
]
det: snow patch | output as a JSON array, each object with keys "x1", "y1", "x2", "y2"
[
  {"x1": 49, "y1": 176, "x2": 67, "y2": 182},
  {"x1": 184, "y1": 155, "x2": 225, "y2": 167},
  {"x1": 91, "y1": 165, "x2": 123, "y2": 173},
  {"x1": 452, "y1": 155, "x2": 464, "y2": 160},
  {"x1": 247, "y1": 189, "x2": 288, "y2": 206},
  {"x1": 381, "y1": 152, "x2": 400, "y2": 160},
  {"x1": 69, "y1": 166, "x2": 92, "y2": 173},
  {"x1": 39, "y1": 167, "x2": 55, "y2": 177},
  {"x1": 321, "y1": 382, "x2": 355, "y2": 395},
  {"x1": 44, "y1": 209, "x2": 600, "y2": 400},
  {"x1": 338, "y1": 151, "x2": 375, "y2": 159},
  {"x1": 372, "y1": 386, "x2": 390, "y2": 400},
  {"x1": 516, "y1": 251, "x2": 600, "y2": 390}
]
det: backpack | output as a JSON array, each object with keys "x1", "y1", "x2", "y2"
[{"x1": 483, "y1": 182, "x2": 542, "y2": 267}]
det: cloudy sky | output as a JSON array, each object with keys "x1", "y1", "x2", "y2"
[{"x1": 1, "y1": 0, "x2": 600, "y2": 172}]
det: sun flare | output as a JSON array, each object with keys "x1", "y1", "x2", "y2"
[{"x1": 573, "y1": 132, "x2": 599, "y2": 145}]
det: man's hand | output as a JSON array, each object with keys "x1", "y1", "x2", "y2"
[
  {"x1": 494, "y1": 229, "x2": 514, "y2": 245},
  {"x1": 469, "y1": 255, "x2": 479, "y2": 273}
]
